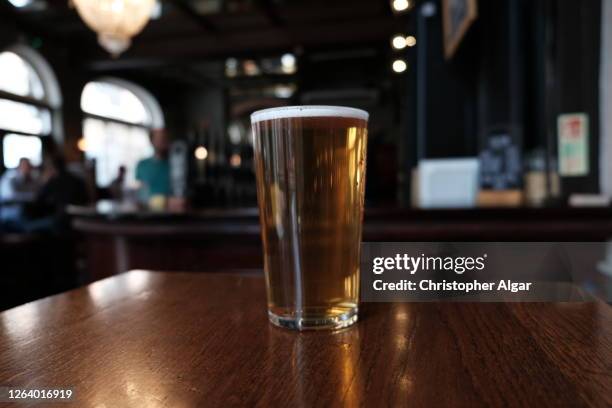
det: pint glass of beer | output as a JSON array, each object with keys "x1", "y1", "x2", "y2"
[{"x1": 251, "y1": 106, "x2": 368, "y2": 330}]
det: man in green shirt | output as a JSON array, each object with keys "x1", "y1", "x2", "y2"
[{"x1": 136, "y1": 129, "x2": 171, "y2": 199}]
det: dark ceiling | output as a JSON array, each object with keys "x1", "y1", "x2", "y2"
[{"x1": 0, "y1": 0, "x2": 413, "y2": 73}]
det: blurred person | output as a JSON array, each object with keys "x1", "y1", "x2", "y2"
[
  {"x1": 0, "y1": 158, "x2": 40, "y2": 229},
  {"x1": 136, "y1": 129, "x2": 170, "y2": 202},
  {"x1": 109, "y1": 165, "x2": 127, "y2": 200},
  {"x1": 25, "y1": 152, "x2": 89, "y2": 233}
]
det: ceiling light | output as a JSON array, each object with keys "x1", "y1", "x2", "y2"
[
  {"x1": 225, "y1": 58, "x2": 238, "y2": 77},
  {"x1": 406, "y1": 36, "x2": 417, "y2": 47},
  {"x1": 273, "y1": 84, "x2": 296, "y2": 98},
  {"x1": 230, "y1": 154, "x2": 242, "y2": 168},
  {"x1": 281, "y1": 53, "x2": 297, "y2": 74},
  {"x1": 72, "y1": 0, "x2": 156, "y2": 57},
  {"x1": 392, "y1": 35, "x2": 407, "y2": 50},
  {"x1": 392, "y1": 0, "x2": 410, "y2": 12},
  {"x1": 392, "y1": 59, "x2": 407, "y2": 73},
  {"x1": 150, "y1": 0, "x2": 162, "y2": 20},
  {"x1": 228, "y1": 123, "x2": 242, "y2": 144},
  {"x1": 194, "y1": 146, "x2": 208, "y2": 160},
  {"x1": 243, "y1": 60, "x2": 260, "y2": 76},
  {"x1": 281, "y1": 53, "x2": 296, "y2": 67},
  {"x1": 77, "y1": 138, "x2": 87, "y2": 152},
  {"x1": 8, "y1": 0, "x2": 33, "y2": 7}
]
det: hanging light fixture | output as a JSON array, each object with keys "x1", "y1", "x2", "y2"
[
  {"x1": 392, "y1": 34, "x2": 407, "y2": 50},
  {"x1": 392, "y1": 59, "x2": 407, "y2": 73},
  {"x1": 391, "y1": 0, "x2": 410, "y2": 13},
  {"x1": 71, "y1": 0, "x2": 156, "y2": 57}
]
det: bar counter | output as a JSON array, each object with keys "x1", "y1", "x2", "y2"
[
  {"x1": 69, "y1": 205, "x2": 612, "y2": 281},
  {"x1": 0, "y1": 271, "x2": 610, "y2": 406}
]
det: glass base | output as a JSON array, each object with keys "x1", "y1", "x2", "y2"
[{"x1": 268, "y1": 307, "x2": 358, "y2": 331}]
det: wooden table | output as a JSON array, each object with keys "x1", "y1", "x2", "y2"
[{"x1": 0, "y1": 271, "x2": 611, "y2": 407}]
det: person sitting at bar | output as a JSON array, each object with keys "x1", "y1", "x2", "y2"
[
  {"x1": 136, "y1": 129, "x2": 170, "y2": 205},
  {"x1": 25, "y1": 152, "x2": 89, "y2": 233},
  {"x1": 109, "y1": 165, "x2": 126, "y2": 200},
  {"x1": 0, "y1": 158, "x2": 40, "y2": 230}
]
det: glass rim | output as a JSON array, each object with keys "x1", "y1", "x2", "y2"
[{"x1": 250, "y1": 105, "x2": 369, "y2": 124}]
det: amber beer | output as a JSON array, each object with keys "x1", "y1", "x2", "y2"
[{"x1": 251, "y1": 106, "x2": 368, "y2": 330}]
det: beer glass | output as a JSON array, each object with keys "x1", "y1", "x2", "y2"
[{"x1": 251, "y1": 106, "x2": 368, "y2": 330}]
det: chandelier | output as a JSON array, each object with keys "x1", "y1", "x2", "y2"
[{"x1": 71, "y1": 0, "x2": 156, "y2": 57}]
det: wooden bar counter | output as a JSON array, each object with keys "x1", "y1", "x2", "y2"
[
  {"x1": 0, "y1": 271, "x2": 610, "y2": 407},
  {"x1": 69, "y1": 205, "x2": 612, "y2": 281}
]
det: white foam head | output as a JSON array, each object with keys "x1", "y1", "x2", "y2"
[{"x1": 251, "y1": 105, "x2": 369, "y2": 124}]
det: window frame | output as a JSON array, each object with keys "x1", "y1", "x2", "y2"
[
  {"x1": 82, "y1": 111, "x2": 151, "y2": 130},
  {"x1": 80, "y1": 79, "x2": 162, "y2": 188},
  {"x1": 0, "y1": 88, "x2": 53, "y2": 172},
  {"x1": 1, "y1": 132, "x2": 43, "y2": 170},
  {"x1": 0, "y1": 45, "x2": 62, "y2": 173},
  {"x1": 81, "y1": 112, "x2": 154, "y2": 188}
]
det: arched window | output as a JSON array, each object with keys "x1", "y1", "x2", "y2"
[
  {"x1": 0, "y1": 47, "x2": 60, "y2": 169},
  {"x1": 81, "y1": 79, "x2": 164, "y2": 187}
]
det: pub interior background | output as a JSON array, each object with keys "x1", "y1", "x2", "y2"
[{"x1": 1, "y1": 0, "x2": 612, "y2": 310}]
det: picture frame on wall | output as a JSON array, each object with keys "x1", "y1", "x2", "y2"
[{"x1": 442, "y1": 0, "x2": 478, "y2": 59}]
